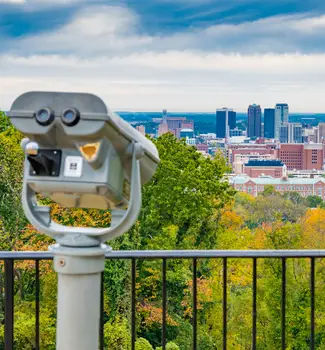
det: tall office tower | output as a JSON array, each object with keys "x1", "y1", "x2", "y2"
[
  {"x1": 280, "y1": 124, "x2": 289, "y2": 143},
  {"x1": 318, "y1": 123, "x2": 325, "y2": 142},
  {"x1": 276, "y1": 103, "x2": 289, "y2": 123},
  {"x1": 275, "y1": 103, "x2": 289, "y2": 139},
  {"x1": 247, "y1": 104, "x2": 262, "y2": 138},
  {"x1": 264, "y1": 108, "x2": 275, "y2": 138},
  {"x1": 216, "y1": 108, "x2": 236, "y2": 138},
  {"x1": 288, "y1": 123, "x2": 302, "y2": 143},
  {"x1": 162, "y1": 109, "x2": 168, "y2": 120}
]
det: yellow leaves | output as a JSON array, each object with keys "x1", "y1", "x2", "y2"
[
  {"x1": 253, "y1": 224, "x2": 270, "y2": 249},
  {"x1": 301, "y1": 208, "x2": 325, "y2": 249},
  {"x1": 218, "y1": 227, "x2": 255, "y2": 250},
  {"x1": 50, "y1": 203, "x2": 111, "y2": 228},
  {"x1": 14, "y1": 224, "x2": 53, "y2": 272},
  {"x1": 182, "y1": 276, "x2": 214, "y2": 317},
  {"x1": 219, "y1": 208, "x2": 244, "y2": 230}
]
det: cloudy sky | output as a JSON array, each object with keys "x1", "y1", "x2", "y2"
[{"x1": 1, "y1": 0, "x2": 325, "y2": 112}]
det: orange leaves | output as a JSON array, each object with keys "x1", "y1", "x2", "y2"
[
  {"x1": 14, "y1": 224, "x2": 53, "y2": 272},
  {"x1": 182, "y1": 276, "x2": 213, "y2": 317},
  {"x1": 219, "y1": 207, "x2": 243, "y2": 231},
  {"x1": 138, "y1": 302, "x2": 178, "y2": 327}
]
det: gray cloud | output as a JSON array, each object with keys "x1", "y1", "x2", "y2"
[
  {"x1": 4, "y1": 7, "x2": 325, "y2": 56},
  {"x1": 1, "y1": 5, "x2": 325, "y2": 112}
]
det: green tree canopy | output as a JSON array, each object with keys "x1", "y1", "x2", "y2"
[
  {"x1": 306, "y1": 195, "x2": 323, "y2": 208},
  {"x1": 0, "y1": 111, "x2": 26, "y2": 249},
  {"x1": 132, "y1": 133, "x2": 234, "y2": 250}
]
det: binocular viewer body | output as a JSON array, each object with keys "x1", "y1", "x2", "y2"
[
  {"x1": 9, "y1": 91, "x2": 159, "y2": 211},
  {"x1": 8, "y1": 91, "x2": 159, "y2": 246}
]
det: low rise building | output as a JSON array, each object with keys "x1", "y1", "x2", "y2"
[
  {"x1": 230, "y1": 175, "x2": 325, "y2": 198},
  {"x1": 135, "y1": 125, "x2": 145, "y2": 135},
  {"x1": 180, "y1": 128, "x2": 194, "y2": 139},
  {"x1": 227, "y1": 143, "x2": 278, "y2": 165},
  {"x1": 196, "y1": 143, "x2": 209, "y2": 154},
  {"x1": 277, "y1": 143, "x2": 323, "y2": 170},
  {"x1": 232, "y1": 153, "x2": 277, "y2": 174},
  {"x1": 186, "y1": 137, "x2": 196, "y2": 145},
  {"x1": 243, "y1": 160, "x2": 286, "y2": 178}
]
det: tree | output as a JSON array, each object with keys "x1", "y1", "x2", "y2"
[
  {"x1": 262, "y1": 184, "x2": 276, "y2": 196},
  {"x1": 0, "y1": 112, "x2": 26, "y2": 249},
  {"x1": 119, "y1": 134, "x2": 235, "y2": 347},
  {"x1": 245, "y1": 192, "x2": 306, "y2": 226},
  {"x1": 0, "y1": 111, "x2": 12, "y2": 133},
  {"x1": 129, "y1": 133, "x2": 235, "y2": 250},
  {"x1": 305, "y1": 195, "x2": 323, "y2": 208}
]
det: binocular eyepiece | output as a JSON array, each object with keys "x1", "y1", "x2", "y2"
[{"x1": 35, "y1": 107, "x2": 80, "y2": 127}]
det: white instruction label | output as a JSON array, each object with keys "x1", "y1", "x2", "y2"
[{"x1": 64, "y1": 156, "x2": 83, "y2": 177}]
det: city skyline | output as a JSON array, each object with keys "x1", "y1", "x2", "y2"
[{"x1": 1, "y1": 1, "x2": 325, "y2": 111}]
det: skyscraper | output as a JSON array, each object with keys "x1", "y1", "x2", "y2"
[
  {"x1": 279, "y1": 123, "x2": 302, "y2": 143},
  {"x1": 280, "y1": 124, "x2": 288, "y2": 143},
  {"x1": 275, "y1": 103, "x2": 289, "y2": 139},
  {"x1": 264, "y1": 108, "x2": 275, "y2": 138},
  {"x1": 216, "y1": 108, "x2": 236, "y2": 138},
  {"x1": 318, "y1": 123, "x2": 325, "y2": 142},
  {"x1": 288, "y1": 123, "x2": 302, "y2": 143},
  {"x1": 276, "y1": 103, "x2": 289, "y2": 123},
  {"x1": 247, "y1": 104, "x2": 262, "y2": 138}
]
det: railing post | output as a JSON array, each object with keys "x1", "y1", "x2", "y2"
[
  {"x1": 35, "y1": 260, "x2": 40, "y2": 350},
  {"x1": 131, "y1": 258, "x2": 136, "y2": 350},
  {"x1": 4, "y1": 259, "x2": 14, "y2": 350},
  {"x1": 252, "y1": 258, "x2": 257, "y2": 350},
  {"x1": 281, "y1": 258, "x2": 286, "y2": 350},
  {"x1": 223, "y1": 257, "x2": 227, "y2": 350},
  {"x1": 162, "y1": 258, "x2": 167, "y2": 350},
  {"x1": 310, "y1": 257, "x2": 315, "y2": 350},
  {"x1": 192, "y1": 258, "x2": 197, "y2": 350},
  {"x1": 99, "y1": 272, "x2": 104, "y2": 350}
]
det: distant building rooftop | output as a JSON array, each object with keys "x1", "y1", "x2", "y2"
[
  {"x1": 245, "y1": 160, "x2": 284, "y2": 167},
  {"x1": 230, "y1": 175, "x2": 325, "y2": 185}
]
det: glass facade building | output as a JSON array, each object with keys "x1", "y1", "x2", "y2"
[
  {"x1": 247, "y1": 104, "x2": 262, "y2": 138},
  {"x1": 216, "y1": 108, "x2": 236, "y2": 138},
  {"x1": 264, "y1": 108, "x2": 275, "y2": 138}
]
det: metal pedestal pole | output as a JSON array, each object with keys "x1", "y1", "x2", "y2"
[{"x1": 50, "y1": 244, "x2": 108, "y2": 350}]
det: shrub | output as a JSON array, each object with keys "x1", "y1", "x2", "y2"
[
  {"x1": 135, "y1": 337, "x2": 153, "y2": 350},
  {"x1": 156, "y1": 341, "x2": 180, "y2": 350},
  {"x1": 104, "y1": 317, "x2": 131, "y2": 350}
]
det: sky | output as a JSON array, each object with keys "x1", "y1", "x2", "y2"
[{"x1": 1, "y1": 0, "x2": 325, "y2": 112}]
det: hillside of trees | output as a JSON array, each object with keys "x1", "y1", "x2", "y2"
[{"x1": 1, "y1": 111, "x2": 325, "y2": 349}]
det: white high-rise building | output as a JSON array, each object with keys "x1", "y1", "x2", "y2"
[
  {"x1": 288, "y1": 123, "x2": 302, "y2": 143},
  {"x1": 275, "y1": 103, "x2": 289, "y2": 139}
]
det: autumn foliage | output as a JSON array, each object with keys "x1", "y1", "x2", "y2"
[{"x1": 1, "y1": 112, "x2": 325, "y2": 348}]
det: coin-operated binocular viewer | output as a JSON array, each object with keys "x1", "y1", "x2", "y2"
[{"x1": 8, "y1": 91, "x2": 159, "y2": 350}]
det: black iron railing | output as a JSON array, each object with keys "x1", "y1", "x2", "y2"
[{"x1": 1, "y1": 250, "x2": 324, "y2": 350}]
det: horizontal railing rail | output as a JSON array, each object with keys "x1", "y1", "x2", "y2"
[
  {"x1": 1, "y1": 249, "x2": 325, "y2": 259},
  {"x1": 1, "y1": 249, "x2": 324, "y2": 350}
]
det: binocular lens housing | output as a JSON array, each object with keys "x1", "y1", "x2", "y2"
[
  {"x1": 35, "y1": 108, "x2": 54, "y2": 126},
  {"x1": 61, "y1": 108, "x2": 80, "y2": 126}
]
